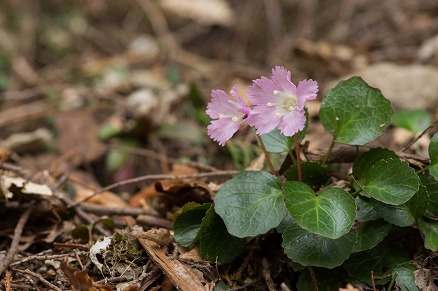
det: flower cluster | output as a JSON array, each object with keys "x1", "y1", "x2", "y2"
[{"x1": 206, "y1": 66, "x2": 319, "y2": 145}]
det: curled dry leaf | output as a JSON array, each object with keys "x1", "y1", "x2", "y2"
[
  {"x1": 0, "y1": 175, "x2": 52, "y2": 199},
  {"x1": 130, "y1": 164, "x2": 213, "y2": 208}
]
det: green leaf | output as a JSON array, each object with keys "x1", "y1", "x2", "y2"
[
  {"x1": 71, "y1": 225, "x2": 91, "y2": 243},
  {"x1": 158, "y1": 121, "x2": 206, "y2": 144},
  {"x1": 106, "y1": 139, "x2": 138, "y2": 171},
  {"x1": 343, "y1": 245, "x2": 409, "y2": 285},
  {"x1": 297, "y1": 267, "x2": 343, "y2": 291},
  {"x1": 260, "y1": 128, "x2": 294, "y2": 153},
  {"x1": 319, "y1": 77, "x2": 393, "y2": 145},
  {"x1": 355, "y1": 196, "x2": 381, "y2": 222},
  {"x1": 372, "y1": 200, "x2": 416, "y2": 227},
  {"x1": 275, "y1": 212, "x2": 294, "y2": 234},
  {"x1": 173, "y1": 203, "x2": 211, "y2": 247},
  {"x1": 214, "y1": 171, "x2": 286, "y2": 238},
  {"x1": 392, "y1": 109, "x2": 431, "y2": 134},
  {"x1": 284, "y1": 162, "x2": 328, "y2": 188},
  {"x1": 418, "y1": 218, "x2": 438, "y2": 251},
  {"x1": 283, "y1": 182, "x2": 356, "y2": 239},
  {"x1": 282, "y1": 222, "x2": 356, "y2": 268},
  {"x1": 355, "y1": 157, "x2": 419, "y2": 205},
  {"x1": 199, "y1": 206, "x2": 245, "y2": 264},
  {"x1": 421, "y1": 174, "x2": 438, "y2": 218},
  {"x1": 394, "y1": 262, "x2": 420, "y2": 291},
  {"x1": 352, "y1": 148, "x2": 398, "y2": 180},
  {"x1": 371, "y1": 183, "x2": 428, "y2": 227},
  {"x1": 429, "y1": 133, "x2": 438, "y2": 180},
  {"x1": 352, "y1": 220, "x2": 391, "y2": 253}
]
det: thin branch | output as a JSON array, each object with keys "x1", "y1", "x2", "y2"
[
  {"x1": 0, "y1": 203, "x2": 34, "y2": 275},
  {"x1": 80, "y1": 203, "x2": 160, "y2": 217},
  {"x1": 14, "y1": 269, "x2": 63, "y2": 291},
  {"x1": 401, "y1": 119, "x2": 438, "y2": 152}
]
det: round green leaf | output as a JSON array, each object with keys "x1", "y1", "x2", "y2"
[
  {"x1": 344, "y1": 245, "x2": 409, "y2": 285},
  {"x1": 371, "y1": 182, "x2": 428, "y2": 227},
  {"x1": 421, "y1": 174, "x2": 438, "y2": 218},
  {"x1": 394, "y1": 262, "x2": 420, "y2": 291},
  {"x1": 199, "y1": 206, "x2": 245, "y2": 264},
  {"x1": 320, "y1": 77, "x2": 393, "y2": 145},
  {"x1": 173, "y1": 203, "x2": 211, "y2": 247},
  {"x1": 418, "y1": 218, "x2": 438, "y2": 251},
  {"x1": 355, "y1": 196, "x2": 381, "y2": 222},
  {"x1": 429, "y1": 133, "x2": 438, "y2": 180},
  {"x1": 284, "y1": 162, "x2": 328, "y2": 188},
  {"x1": 214, "y1": 171, "x2": 286, "y2": 238},
  {"x1": 352, "y1": 148, "x2": 398, "y2": 180},
  {"x1": 282, "y1": 222, "x2": 356, "y2": 268},
  {"x1": 352, "y1": 220, "x2": 391, "y2": 253},
  {"x1": 392, "y1": 109, "x2": 431, "y2": 134},
  {"x1": 355, "y1": 158, "x2": 419, "y2": 205},
  {"x1": 372, "y1": 200, "x2": 416, "y2": 227},
  {"x1": 260, "y1": 128, "x2": 294, "y2": 153},
  {"x1": 283, "y1": 182, "x2": 356, "y2": 239}
]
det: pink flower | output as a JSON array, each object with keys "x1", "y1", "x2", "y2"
[
  {"x1": 206, "y1": 86, "x2": 251, "y2": 146},
  {"x1": 246, "y1": 66, "x2": 318, "y2": 136}
]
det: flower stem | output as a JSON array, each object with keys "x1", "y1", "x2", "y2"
[
  {"x1": 350, "y1": 188, "x2": 362, "y2": 197},
  {"x1": 416, "y1": 165, "x2": 429, "y2": 175},
  {"x1": 295, "y1": 133, "x2": 302, "y2": 182},
  {"x1": 308, "y1": 266, "x2": 319, "y2": 291},
  {"x1": 257, "y1": 135, "x2": 276, "y2": 175},
  {"x1": 322, "y1": 139, "x2": 335, "y2": 166}
]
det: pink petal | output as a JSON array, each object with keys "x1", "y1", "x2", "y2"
[
  {"x1": 207, "y1": 118, "x2": 241, "y2": 146},
  {"x1": 248, "y1": 77, "x2": 278, "y2": 105},
  {"x1": 247, "y1": 106, "x2": 280, "y2": 135},
  {"x1": 296, "y1": 79, "x2": 319, "y2": 108},
  {"x1": 271, "y1": 66, "x2": 297, "y2": 93},
  {"x1": 206, "y1": 90, "x2": 237, "y2": 119},
  {"x1": 278, "y1": 110, "x2": 306, "y2": 136}
]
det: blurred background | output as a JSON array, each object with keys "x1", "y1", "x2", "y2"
[{"x1": 1, "y1": 0, "x2": 438, "y2": 181}]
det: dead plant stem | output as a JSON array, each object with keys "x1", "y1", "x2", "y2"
[{"x1": 0, "y1": 203, "x2": 34, "y2": 275}]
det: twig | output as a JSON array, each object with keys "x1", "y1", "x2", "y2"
[
  {"x1": 136, "y1": 215, "x2": 173, "y2": 229},
  {"x1": 14, "y1": 269, "x2": 63, "y2": 291},
  {"x1": 80, "y1": 202, "x2": 160, "y2": 217},
  {"x1": 53, "y1": 242, "x2": 89, "y2": 249},
  {"x1": 0, "y1": 203, "x2": 34, "y2": 275},
  {"x1": 261, "y1": 258, "x2": 276, "y2": 291},
  {"x1": 4, "y1": 270, "x2": 12, "y2": 291},
  {"x1": 10, "y1": 253, "x2": 69, "y2": 267},
  {"x1": 371, "y1": 271, "x2": 377, "y2": 291},
  {"x1": 401, "y1": 119, "x2": 438, "y2": 152},
  {"x1": 57, "y1": 190, "x2": 112, "y2": 237},
  {"x1": 70, "y1": 170, "x2": 238, "y2": 207}
]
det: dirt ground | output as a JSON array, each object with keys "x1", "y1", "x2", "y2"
[{"x1": 1, "y1": 0, "x2": 438, "y2": 290}]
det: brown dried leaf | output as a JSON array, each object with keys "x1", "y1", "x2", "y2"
[
  {"x1": 55, "y1": 111, "x2": 106, "y2": 167},
  {"x1": 60, "y1": 259, "x2": 112, "y2": 291}
]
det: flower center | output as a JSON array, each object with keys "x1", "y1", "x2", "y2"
[{"x1": 267, "y1": 90, "x2": 298, "y2": 116}]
